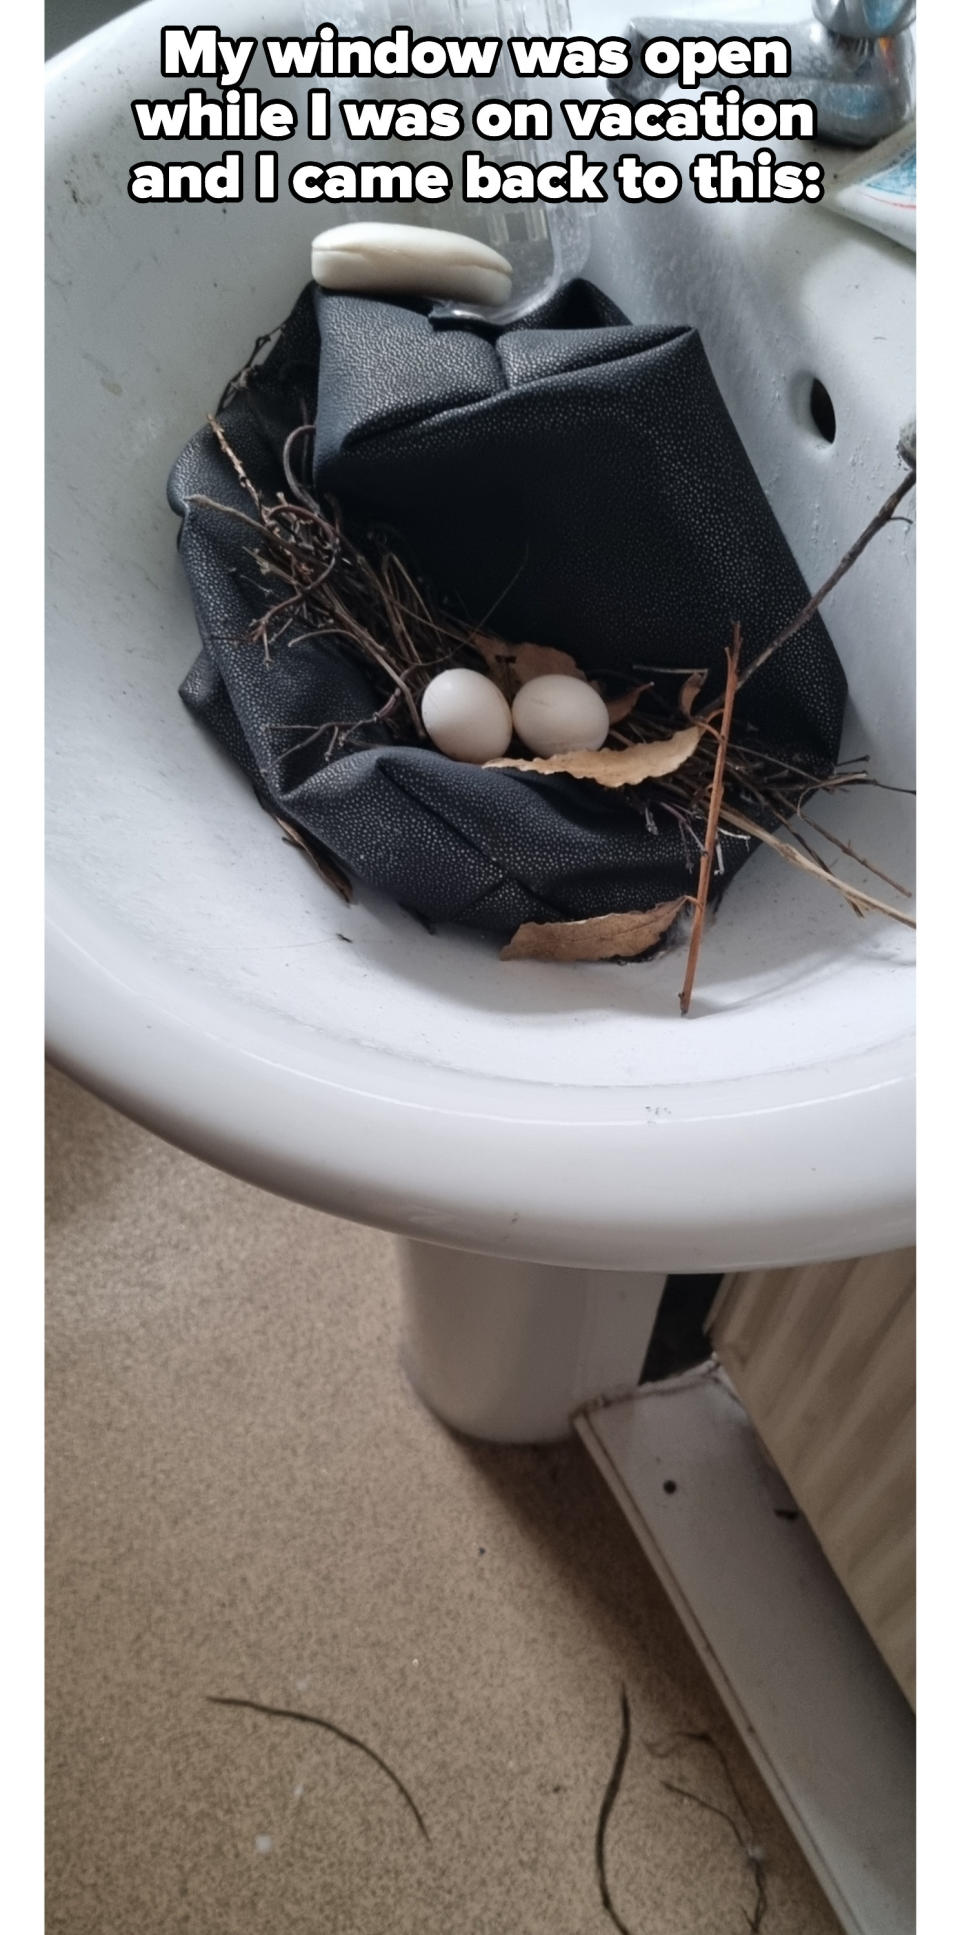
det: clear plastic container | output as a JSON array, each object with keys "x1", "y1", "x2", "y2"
[{"x1": 301, "y1": 1, "x2": 589, "y2": 318}]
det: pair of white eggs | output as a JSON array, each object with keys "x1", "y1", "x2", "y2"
[{"x1": 421, "y1": 668, "x2": 610, "y2": 764}]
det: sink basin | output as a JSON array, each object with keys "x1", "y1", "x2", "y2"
[{"x1": 46, "y1": 1, "x2": 915, "y2": 1281}]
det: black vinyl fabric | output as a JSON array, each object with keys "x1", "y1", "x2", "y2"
[{"x1": 169, "y1": 280, "x2": 846, "y2": 932}]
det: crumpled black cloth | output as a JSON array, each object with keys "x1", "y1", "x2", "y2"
[{"x1": 169, "y1": 279, "x2": 845, "y2": 932}]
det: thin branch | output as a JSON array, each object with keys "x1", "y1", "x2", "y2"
[
  {"x1": 680, "y1": 623, "x2": 742, "y2": 1015},
  {"x1": 206, "y1": 413, "x2": 261, "y2": 509},
  {"x1": 187, "y1": 488, "x2": 423, "y2": 732},
  {"x1": 643, "y1": 1729, "x2": 754, "y2": 1830},
  {"x1": 727, "y1": 739, "x2": 866, "y2": 792},
  {"x1": 644, "y1": 1730, "x2": 767, "y2": 1933},
  {"x1": 465, "y1": 544, "x2": 531, "y2": 642},
  {"x1": 719, "y1": 803, "x2": 916, "y2": 927},
  {"x1": 187, "y1": 493, "x2": 267, "y2": 540},
  {"x1": 759, "y1": 791, "x2": 854, "y2": 899},
  {"x1": 735, "y1": 468, "x2": 916, "y2": 694},
  {"x1": 631, "y1": 662, "x2": 713, "y2": 677},
  {"x1": 214, "y1": 320, "x2": 284, "y2": 413},
  {"x1": 282, "y1": 421, "x2": 320, "y2": 509},
  {"x1": 595, "y1": 1687, "x2": 639, "y2": 1935},
  {"x1": 793, "y1": 803, "x2": 913, "y2": 900},
  {"x1": 205, "y1": 1695, "x2": 428, "y2": 1841},
  {"x1": 660, "y1": 1784, "x2": 767, "y2": 1932}
]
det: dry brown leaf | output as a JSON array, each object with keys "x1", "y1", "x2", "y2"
[
  {"x1": 604, "y1": 683, "x2": 648, "y2": 726},
  {"x1": 470, "y1": 632, "x2": 519, "y2": 695},
  {"x1": 513, "y1": 642, "x2": 585, "y2": 684},
  {"x1": 502, "y1": 898, "x2": 688, "y2": 963},
  {"x1": 488, "y1": 725, "x2": 702, "y2": 788},
  {"x1": 679, "y1": 668, "x2": 708, "y2": 717},
  {"x1": 470, "y1": 635, "x2": 587, "y2": 699}
]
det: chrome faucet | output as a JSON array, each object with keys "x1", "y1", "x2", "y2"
[{"x1": 617, "y1": 3, "x2": 915, "y2": 147}]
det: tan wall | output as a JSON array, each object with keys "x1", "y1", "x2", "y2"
[{"x1": 710, "y1": 1253, "x2": 915, "y2": 1707}]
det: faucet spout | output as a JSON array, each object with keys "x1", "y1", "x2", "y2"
[{"x1": 618, "y1": 9, "x2": 916, "y2": 147}]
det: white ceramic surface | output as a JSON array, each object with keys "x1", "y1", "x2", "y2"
[
  {"x1": 46, "y1": 2, "x2": 915, "y2": 1271},
  {"x1": 398, "y1": 1243, "x2": 664, "y2": 1441}
]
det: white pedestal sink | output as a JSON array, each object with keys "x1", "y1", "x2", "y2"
[{"x1": 46, "y1": 3, "x2": 915, "y2": 1441}]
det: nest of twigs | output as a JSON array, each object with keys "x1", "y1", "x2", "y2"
[{"x1": 191, "y1": 414, "x2": 915, "y2": 1011}]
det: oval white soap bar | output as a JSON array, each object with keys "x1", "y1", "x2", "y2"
[
  {"x1": 311, "y1": 222, "x2": 513, "y2": 306},
  {"x1": 512, "y1": 675, "x2": 610, "y2": 758},
  {"x1": 422, "y1": 668, "x2": 513, "y2": 764}
]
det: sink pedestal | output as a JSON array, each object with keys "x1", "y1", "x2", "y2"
[{"x1": 396, "y1": 1239, "x2": 665, "y2": 1443}]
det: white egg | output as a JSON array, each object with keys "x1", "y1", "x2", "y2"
[
  {"x1": 421, "y1": 668, "x2": 513, "y2": 764},
  {"x1": 512, "y1": 675, "x2": 610, "y2": 757}
]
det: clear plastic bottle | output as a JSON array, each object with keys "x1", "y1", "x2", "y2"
[{"x1": 300, "y1": 1, "x2": 588, "y2": 318}]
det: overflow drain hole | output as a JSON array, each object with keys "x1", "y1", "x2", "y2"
[{"x1": 807, "y1": 377, "x2": 837, "y2": 444}]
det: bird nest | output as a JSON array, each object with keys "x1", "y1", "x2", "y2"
[{"x1": 190, "y1": 411, "x2": 914, "y2": 1013}]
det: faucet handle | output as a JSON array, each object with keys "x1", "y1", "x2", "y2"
[{"x1": 812, "y1": 0, "x2": 915, "y2": 35}]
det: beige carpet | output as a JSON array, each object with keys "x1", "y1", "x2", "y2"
[{"x1": 46, "y1": 1066, "x2": 839, "y2": 1935}]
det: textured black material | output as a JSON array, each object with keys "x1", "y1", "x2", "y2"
[{"x1": 169, "y1": 280, "x2": 846, "y2": 932}]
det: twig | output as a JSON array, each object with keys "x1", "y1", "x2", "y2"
[
  {"x1": 206, "y1": 413, "x2": 261, "y2": 509},
  {"x1": 729, "y1": 740, "x2": 868, "y2": 792},
  {"x1": 660, "y1": 1784, "x2": 767, "y2": 1932},
  {"x1": 644, "y1": 1730, "x2": 767, "y2": 1933},
  {"x1": 281, "y1": 421, "x2": 320, "y2": 509},
  {"x1": 187, "y1": 485, "x2": 424, "y2": 732},
  {"x1": 465, "y1": 544, "x2": 531, "y2": 641},
  {"x1": 187, "y1": 493, "x2": 268, "y2": 540},
  {"x1": 631, "y1": 662, "x2": 713, "y2": 677},
  {"x1": 596, "y1": 1686, "x2": 639, "y2": 1935},
  {"x1": 214, "y1": 320, "x2": 284, "y2": 413},
  {"x1": 719, "y1": 802, "x2": 916, "y2": 926},
  {"x1": 792, "y1": 803, "x2": 913, "y2": 899},
  {"x1": 759, "y1": 791, "x2": 854, "y2": 899},
  {"x1": 205, "y1": 1695, "x2": 428, "y2": 1841},
  {"x1": 735, "y1": 468, "x2": 916, "y2": 693},
  {"x1": 680, "y1": 623, "x2": 742, "y2": 1015}
]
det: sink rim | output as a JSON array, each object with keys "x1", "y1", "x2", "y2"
[
  {"x1": 44, "y1": 1, "x2": 916, "y2": 1269},
  {"x1": 47, "y1": 877, "x2": 914, "y2": 1270}
]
